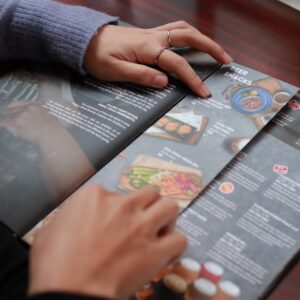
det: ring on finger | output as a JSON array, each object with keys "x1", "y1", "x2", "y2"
[
  {"x1": 167, "y1": 30, "x2": 173, "y2": 48},
  {"x1": 155, "y1": 47, "x2": 168, "y2": 65}
]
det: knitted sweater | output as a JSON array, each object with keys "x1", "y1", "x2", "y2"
[{"x1": 0, "y1": 0, "x2": 117, "y2": 73}]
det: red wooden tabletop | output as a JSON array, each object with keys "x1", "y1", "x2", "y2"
[{"x1": 60, "y1": 1, "x2": 300, "y2": 299}]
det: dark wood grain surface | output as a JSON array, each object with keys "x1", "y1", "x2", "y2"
[{"x1": 59, "y1": 1, "x2": 300, "y2": 299}]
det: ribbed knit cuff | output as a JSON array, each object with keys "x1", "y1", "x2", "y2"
[{"x1": 9, "y1": 0, "x2": 118, "y2": 73}]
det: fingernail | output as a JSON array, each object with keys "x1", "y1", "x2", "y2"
[
  {"x1": 223, "y1": 51, "x2": 233, "y2": 64},
  {"x1": 154, "y1": 74, "x2": 168, "y2": 88},
  {"x1": 199, "y1": 84, "x2": 211, "y2": 98},
  {"x1": 203, "y1": 93, "x2": 212, "y2": 99}
]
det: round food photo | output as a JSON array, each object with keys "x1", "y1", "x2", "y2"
[{"x1": 231, "y1": 87, "x2": 272, "y2": 115}]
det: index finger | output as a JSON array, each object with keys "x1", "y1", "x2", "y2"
[
  {"x1": 168, "y1": 29, "x2": 232, "y2": 64},
  {"x1": 158, "y1": 49, "x2": 211, "y2": 97},
  {"x1": 155, "y1": 232, "x2": 188, "y2": 268},
  {"x1": 126, "y1": 186, "x2": 161, "y2": 210}
]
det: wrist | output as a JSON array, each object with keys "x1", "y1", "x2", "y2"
[{"x1": 83, "y1": 25, "x2": 113, "y2": 75}]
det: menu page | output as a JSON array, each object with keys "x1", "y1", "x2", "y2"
[
  {"x1": 0, "y1": 63, "x2": 190, "y2": 235},
  {"x1": 141, "y1": 94, "x2": 300, "y2": 300},
  {"x1": 86, "y1": 63, "x2": 298, "y2": 211}
]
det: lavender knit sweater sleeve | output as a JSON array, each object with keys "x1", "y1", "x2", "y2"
[{"x1": 0, "y1": 0, "x2": 118, "y2": 73}]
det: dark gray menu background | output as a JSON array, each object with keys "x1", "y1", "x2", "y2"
[
  {"x1": 177, "y1": 95, "x2": 300, "y2": 300},
  {"x1": 0, "y1": 63, "x2": 190, "y2": 234},
  {"x1": 87, "y1": 63, "x2": 298, "y2": 209}
]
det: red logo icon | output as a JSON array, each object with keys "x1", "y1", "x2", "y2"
[
  {"x1": 219, "y1": 182, "x2": 235, "y2": 194},
  {"x1": 288, "y1": 99, "x2": 300, "y2": 111},
  {"x1": 273, "y1": 164, "x2": 288, "y2": 175}
]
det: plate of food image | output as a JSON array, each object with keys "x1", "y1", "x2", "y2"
[
  {"x1": 231, "y1": 87, "x2": 272, "y2": 115},
  {"x1": 153, "y1": 115, "x2": 198, "y2": 142},
  {"x1": 118, "y1": 156, "x2": 204, "y2": 204},
  {"x1": 119, "y1": 166, "x2": 203, "y2": 200}
]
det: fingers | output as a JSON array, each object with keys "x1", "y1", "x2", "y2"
[
  {"x1": 157, "y1": 49, "x2": 211, "y2": 97},
  {"x1": 145, "y1": 199, "x2": 179, "y2": 236},
  {"x1": 127, "y1": 186, "x2": 161, "y2": 210},
  {"x1": 156, "y1": 232, "x2": 188, "y2": 267},
  {"x1": 105, "y1": 59, "x2": 168, "y2": 89},
  {"x1": 165, "y1": 29, "x2": 232, "y2": 64},
  {"x1": 153, "y1": 21, "x2": 232, "y2": 64},
  {"x1": 152, "y1": 20, "x2": 192, "y2": 31}
]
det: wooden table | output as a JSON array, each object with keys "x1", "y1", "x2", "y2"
[{"x1": 61, "y1": 0, "x2": 300, "y2": 299}]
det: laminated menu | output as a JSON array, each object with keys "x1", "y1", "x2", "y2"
[
  {"x1": 0, "y1": 44, "x2": 299, "y2": 299},
  {"x1": 132, "y1": 94, "x2": 300, "y2": 300}
]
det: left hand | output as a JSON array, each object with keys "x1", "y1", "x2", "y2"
[{"x1": 84, "y1": 21, "x2": 233, "y2": 98}]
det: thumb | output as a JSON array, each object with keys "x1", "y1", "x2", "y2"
[{"x1": 109, "y1": 60, "x2": 169, "y2": 89}]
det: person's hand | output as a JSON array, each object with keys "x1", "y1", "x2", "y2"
[
  {"x1": 0, "y1": 101, "x2": 63, "y2": 143},
  {"x1": 28, "y1": 185, "x2": 187, "y2": 299},
  {"x1": 84, "y1": 21, "x2": 232, "y2": 98}
]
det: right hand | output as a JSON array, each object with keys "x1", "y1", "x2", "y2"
[{"x1": 28, "y1": 185, "x2": 187, "y2": 299}]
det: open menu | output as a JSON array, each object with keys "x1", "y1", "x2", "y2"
[
  {"x1": 133, "y1": 94, "x2": 300, "y2": 300},
  {"x1": 85, "y1": 64, "x2": 297, "y2": 210},
  {"x1": 0, "y1": 47, "x2": 299, "y2": 299},
  {"x1": 0, "y1": 51, "x2": 218, "y2": 234}
]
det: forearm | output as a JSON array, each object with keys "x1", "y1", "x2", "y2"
[{"x1": 0, "y1": 0, "x2": 117, "y2": 73}]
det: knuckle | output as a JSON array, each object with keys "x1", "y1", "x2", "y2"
[
  {"x1": 136, "y1": 66, "x2": 151, "y2": 81},
  {"x1": 119, "y1": 197, "x2": 135, "y2": 212},
  {"x1": 178, "y1": 20, "x2": 189, "y2": 28},
  {"x1": 132, "y1": 218, "x2": 151, "y2": 237},
  {"x1": 144, "y1": 186, "x2": 161, "y2": 198}
]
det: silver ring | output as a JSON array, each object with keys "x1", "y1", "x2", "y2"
[
  {"x1": 155, "y1": 47, "x2": 167, "y2": 65},
  {"x1": 167, "y1": 30, "x2": 172, "y2": 48}
]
